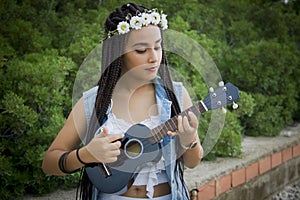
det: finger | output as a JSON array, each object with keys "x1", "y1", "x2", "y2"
[
  {"x1": 112, "y1": 140, "x2": 122, "y2": 148},
  {"x1": 105, "y1": 156, "x2": 118, "y2": 163},
  {"x1": 105, "y1": 141, "x2": 121, "y2": 151},
  {"x1": 107, "y1": 133, "x2": 124, "y2": 143},
  {"x1": 109, "y1": 158, "x2": 118, "y2": 163},
  {"x1": 177, "y1": 115, "x2": 184, "y2": 133},
  {"x1": 182, "y1": 115, "x2": 192, "y2": 132},
  {"x1": 188, "y1": 111, "x2": 198, "y2": 128},
  {"x1": 96, "y1": 126, "x2": 108, "y2": 138},
  {"x1": 107, "y1": 149, "x2": 121, "y2": 158},
  {"x1": 167, "y1": 131, "x2": 177, "y2": 136},
  {"x1": 105, "y1": 149, "x2": 121, "y2": 163}
]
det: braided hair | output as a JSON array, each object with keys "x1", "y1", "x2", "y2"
[{"x1": 77, "y1": 3, "x2": 188, "y2": 199}]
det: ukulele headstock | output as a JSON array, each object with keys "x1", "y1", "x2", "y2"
[{"x1": 203, "y1": 81, "x2": 240, "y2": 111}]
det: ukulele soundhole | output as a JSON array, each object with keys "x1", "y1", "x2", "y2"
[{"x1": 124, "y1": 138, "x2": 143, "y2": 159}]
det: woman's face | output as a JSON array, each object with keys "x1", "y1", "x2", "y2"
[{"x1": 122, "y1": 25, "x2": 162, "y2": 81}]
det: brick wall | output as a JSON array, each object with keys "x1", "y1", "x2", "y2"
[{"x1": 195, "y1": 143, "x2": 300, "y2": 200}]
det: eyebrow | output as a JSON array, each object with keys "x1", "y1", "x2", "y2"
[{"x1": 132, "y1": 39, "x2": 162, "y2": 47}]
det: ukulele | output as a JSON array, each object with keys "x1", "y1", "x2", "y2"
[{"x1": 85, "y1": 82, "x2": 240, "y2": 193}]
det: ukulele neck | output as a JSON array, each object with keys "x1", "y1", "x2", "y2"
[{"x1": 149, "y1": 101, "x2": 207, "y2": 143}]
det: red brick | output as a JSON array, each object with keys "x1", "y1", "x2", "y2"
[
  {"x1": 293, "y1": 143, "x2": 300, "y2": 158},
  {"x1": 231, "y1": 168, "x2": 246, "y2": 187},
  {"x1": 259, "y1": 156, "x2": 271, "y2": 174},
  {"x1": 198, "y1": 180, "x2": 216, "y2": 200},
  {"x1": 246, "y1": 162, "x2": 259, "y2": 181},
  {"x1": 282, "y1": 147, "x2": 293, "y2": 162},
  {"x1": 271, "y1": 151, "x2": 282, "y2": 168},
  {"x1": 216, "y1": 174, "x2": 232, "y2": 195}
]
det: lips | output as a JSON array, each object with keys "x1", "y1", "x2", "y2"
[{"x1": 145, "y1": 66, "x2": 157, "y2": 72}]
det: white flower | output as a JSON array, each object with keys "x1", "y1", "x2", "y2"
[
  {"x1": 117, "y1": 21, "x2": 130, "y2": 34},
  {"x1": 161, "y1": 20, "x2": 168, "y2": 30},
  {"x1": 161, "y1": 14, "x2": 167, "y2": 21},
  {"x1": 130, "y1": 16, "x2": 142, "y2": 30},
  {"x1": 151, "y1": 12, "x2": 161, "y2": 25},
  {"x1": 161, "y1": 14, "x2": 168, "y2": 30},
  {"x1": 141, "y1": 13, "x2": 151, "y2": 26}
]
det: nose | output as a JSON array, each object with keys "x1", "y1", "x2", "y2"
[{"x1": 148, "y1": 49, "x2": 158, "y2": 63}]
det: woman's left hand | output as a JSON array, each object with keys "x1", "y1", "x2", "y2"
[{"x1": 167, "y1": 111, "x2": 198, "y2": 147}]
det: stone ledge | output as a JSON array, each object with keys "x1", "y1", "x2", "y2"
[{"x1": 185, "y1": 123, "x2": 300, "y2": 199}]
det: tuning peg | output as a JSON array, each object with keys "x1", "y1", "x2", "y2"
[
  {"x1": 209, "y1": 87, "x2": 214, "y2": 93},
  {"x1": 222, "y1": 107, "x2": 227, "y2": 113},
  {"x1": 218, "y1": 81, "x2": 224, "y2": 87},
  {"x1": 232, "y1": 102, "x2": 239, "y2": 109}
]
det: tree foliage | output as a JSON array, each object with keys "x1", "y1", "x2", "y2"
[{"x1": 0, "y1": 0, "x2": 299, "y2": 198}]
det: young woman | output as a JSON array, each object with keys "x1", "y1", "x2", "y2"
[{"x1": 42, "y1": 3, "x2": 203, "y2": 200}]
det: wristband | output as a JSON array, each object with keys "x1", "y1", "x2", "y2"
[
  {"x1": 76, "y1": 147, "x2": 89, "y2": 165},
  {"x1": 58, "y1": 151, "x2": 79, "y2": 174},
  {"x1": 181, "y1": 138, "x2": 198, "y2": 150}
]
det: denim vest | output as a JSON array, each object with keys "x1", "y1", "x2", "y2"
[{"x1": 83, "y1": 77, "x2": 189, "y2": 200}]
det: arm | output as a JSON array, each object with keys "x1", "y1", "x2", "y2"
[
  {"x1": 168, "y1": 86, "x2": 203, "y2": 168},
  {"x1": 180, "y1": 86, "x2": 203, "y2": 168},
  {"x1": 42, "y1": 97, "x2": 124, "y2": 175},
  {"x1": 42, "y1": 97, "x2": 87, "y2": 175}
]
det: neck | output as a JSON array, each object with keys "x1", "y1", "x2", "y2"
[
  {"x1": 114, "y1": 82, "x2": 155, "y2": 101},
  {"x1": 116, "y1": 73, "x2": 154, "y2": 93}
]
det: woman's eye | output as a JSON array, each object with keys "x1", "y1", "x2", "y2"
[
  {"x1": 154, "y1": 46, "x2": 161, "y2": 51},
  {"x1": 135, "y1": 49, "x2": 146, "y2": 54}
]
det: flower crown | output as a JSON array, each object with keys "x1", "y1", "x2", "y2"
[{"x1": 108, "y1": 8, "x2": 168, "y2": 38}]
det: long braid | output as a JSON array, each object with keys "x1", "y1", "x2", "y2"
[{"x1": 159, "y1": 48, "x2": 181, "y2": 115}]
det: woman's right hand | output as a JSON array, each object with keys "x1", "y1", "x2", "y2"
[{"x1": 84, "y1": 126, "x2": 124, "y2": 163}]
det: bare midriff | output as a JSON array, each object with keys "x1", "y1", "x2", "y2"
[{"x1": 121, "y1": 180, "x2": 171, "y2": 198}]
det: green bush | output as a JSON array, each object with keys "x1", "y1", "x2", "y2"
[
  {"x1": 0, "y1": 50, "x2": 78, "y2": 198},
  {"x1": 222, "y1": 40, "x2": 300, "y2": 136}
]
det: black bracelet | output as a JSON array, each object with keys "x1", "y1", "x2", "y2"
[
  {"x1": 76, "y1": 147, "x2": 89, "y2": 165},
  {"x1": 58, "y1": 151, "x2": 79, "y2": 174}
]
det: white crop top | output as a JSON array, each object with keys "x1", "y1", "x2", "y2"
[{"x1": 104, "y1": 112, "x2": 169, "y2": 198}]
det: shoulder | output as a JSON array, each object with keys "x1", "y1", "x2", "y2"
[
  {"x1": 83, "y1": 86, "x2": 98, "y2": 106},
  {"x1": 83, "y1": 86, "x2": 98, "y2": 99},
  {"x1": 82, "y1": 86, "x2": 98, "y2": 121},
  {"x1": 172, "y1": 81, "x2": 184, "y2": 99},
  {"x1": 173, "y1": 81, "x2": 193, "y2": 110},
  {"x1": 173, "y1": 81, "x2": 183, "y2": 93},
  {"x1": 172, "y1": 81, "x2": 184, "y2": 110}
]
